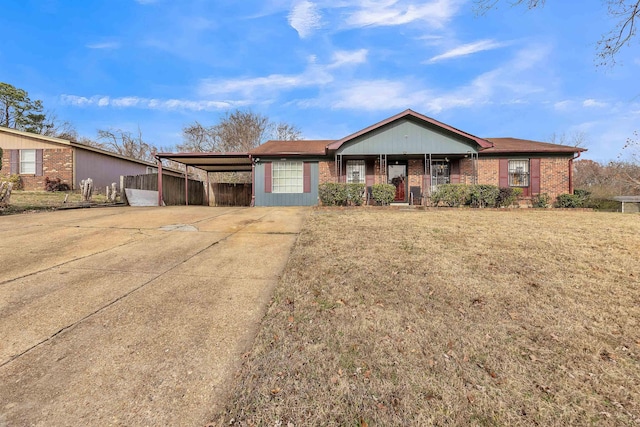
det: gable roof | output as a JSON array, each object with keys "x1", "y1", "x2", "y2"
[
  {"x1": 250, "y1": 140, "x2": 332, "y2": 156},
  {"x1": 326, "y1": 109, "x2": 494, "y2": 151},
  {"x1": 0, "y1": 125, "x2": 161, "y2": 167},
  {"x1": 483, "y1": 138, "x2": 586, "y2": 154}
]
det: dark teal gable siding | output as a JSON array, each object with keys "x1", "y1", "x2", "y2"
[
  {"x1": 337, "y1": 119, "x2": 478, "y2": 155},
  {"x1": 255, "y1": 161, "x2": 319, "y2": 206}
]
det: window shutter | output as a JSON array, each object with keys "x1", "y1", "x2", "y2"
[
  {"x1": 450, "y1": 160, "x2": 460, "y2": 184},
  {"x1": 36, "y1": 149, "x2": 44, "y2": 176},
  {"x1": 264, "y1": 162, "x2": 272, "y2": 193},
  {"x1": 530, "y1": 158, "x2": 541, "y2": 194},
  {"x1": 10, "y1": 150, "x2": 19, "y2": 174},
  {"x1": 303, "y1": 162, "x2": 311, "y2": 193},
  {"x1": 499, "y1": 159, "x2": 509, "y2": 187}
]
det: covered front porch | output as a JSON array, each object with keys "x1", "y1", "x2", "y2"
[{"x1": 334, "y1": 153, "x2": 479, "y2": 205}]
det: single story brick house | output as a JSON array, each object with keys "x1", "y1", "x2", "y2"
[
  {"x1": 1, "y1": 126, "x2": 160, "y2": 191},
  {"x1": 247, "y1": 110, "x2": 585, "y2": 206}
]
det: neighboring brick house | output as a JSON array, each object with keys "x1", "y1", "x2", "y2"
[
  {"x1": 0, "y1": 126, "x2": 159, "y2": 191},
  {"x1": 249, "y1": 110, "x2": 585, "y2": 206}
]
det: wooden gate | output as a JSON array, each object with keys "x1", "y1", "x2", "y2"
[{"x1": 212, "y1": 183, "x2": 252, "y2": 206}]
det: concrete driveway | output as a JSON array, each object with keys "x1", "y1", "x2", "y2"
[{"x1": 0, "y1": 206, "x2": 308, "y2": 426}]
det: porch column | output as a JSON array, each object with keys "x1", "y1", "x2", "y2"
[{"x1": 157, "y1": 157, "x2": 164, "y2": 207}]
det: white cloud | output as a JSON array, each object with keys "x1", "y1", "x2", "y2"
[
  {"x1": 61, "y1": 95, "x2": 92, "y2": 106},
  {"x1": 60, "y1": 94, "x2": 248, "y2": 111},
  {"x1": 427, "y1": 39, "x2": 507, "y2": 63},
  {"x1": 199, "y1": 52, "x2": 359, "y2": 98},
  {"x1": 346, "y1": 0, "x2": 462, "y2": 29},
  {"x1": 327, "y1": 49, "x2": 368, "y2": 68},
  {"x1": 298, "y1": 44, "x2": 551, "y2": 113},
  {"x1": 288, "y1": 0, "x2": 322, "y2": 38},
  {"x1": 583, "y1": 98, "x2": 608, "y2": 108},
  {"x1": 86, "y1": 42, "x2": 121, "y2": 50}
]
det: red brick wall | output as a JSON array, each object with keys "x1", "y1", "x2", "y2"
[
  {"x1": 477, "y1": 158, "x2": 500, "y2": 186},
  {"x1": 319, "y1": 160, "x2": 337, "y2": 184},
  {"x1": 540, "y1": 157, "x2": 571, "y2": 200},
  {"x1": 1, "y1": 148, "x2": 73, "y2": 191},
  {"x1": 476, "y1": 156, "x2": 571, "y2": 200}
]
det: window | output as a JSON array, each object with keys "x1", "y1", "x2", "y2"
[
  {"x1": 272, "y1": 161, "x2": 303, "y2": 193},
  {"x1": 508, "y1": 160, "x2": 529, "y2": 187},
  {"x1": 20, "y1": 149, "x2": 36, "y2": 174},
  {"x1": 346, "y1": 160, "x2": 365, "y2": 183}
]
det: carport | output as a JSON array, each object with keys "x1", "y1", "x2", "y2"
[{"x1": 155, "y1": 152, "x2": 253, "y2": 206}]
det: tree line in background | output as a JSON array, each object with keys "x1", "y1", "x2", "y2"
[{"x1": 0, "y1": 82, "x2": 301, "y2": 165}]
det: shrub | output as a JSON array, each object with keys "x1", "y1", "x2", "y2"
[
  {"x1": 371, "y1": 183, "x2": 395, "y2": 205},
  {"x1": 496, "y1": 187, "x2": 522, "y2": 207},
  {"x1": 468, "y1": 184, "x2": 499, "y2": 208},
  {"x1": 0, "y1": 147, "x2": 3, "y2": 172},
  {"x1": 346, "y1": 183, "x2": 365, "y2": 206},
  {"x1": 531, "y1": 193, "x2": 550, "y2": 208},
  {"x1": 0, "y1": 174, "x2": 23, "y2": 190},
  {"x1": 554, "y1": 194, "x2": 584, "y2": 208},
  {"x1": 318, "y1": 183, "x2": 347, "y2": 206},
  {"x1": 583, "y1": 198, "x2": 620, "y2": 211},
  {"x1": 431, "y1": 184, "x2": 470, "y2": 207},
  {"x1": 45, "y1": 177, "x2": 71, "y2": 192}
]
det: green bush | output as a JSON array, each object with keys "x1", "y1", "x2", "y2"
[
  {"x1": 431, "y1": 184, "x2": 469, "y2": 207},
  {"x1": 496, "y1": 187, "x2": 522, "y2": 207},
  {"x1": 346, "y1": 183, "x2": 365, "y2": 206},
  {"x1": 531, "y1": 193, "x2": 550, "y2": 208},
  {"x1": 371, "y1": 183, "x2": 395, "y2": 205},
  {"x1": 554, "y1": 193, "x2": 584, "y2": 208},
  {"x1": 0, "y1": 174, "x2": 23, "y2": 190},
  {"x1": 583, "y1": 198, "x2": 620, "y2": 211},
  {"x1": 0, "y1": 147, "x2": 3, "y2": 172},
  {"x1": 468, "y1": 184, "x2": 499, "y2": 208},
  {"x1": 318, "y1": 183, "x2": 348, "y2": 206}
]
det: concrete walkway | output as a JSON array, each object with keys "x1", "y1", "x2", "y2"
[{"x1": 0, "y1": 206, "x2": 308, "y2": 426}]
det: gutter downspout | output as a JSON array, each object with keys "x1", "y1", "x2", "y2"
[{"x1": 569, "y1": 151, "x2": 581, "y2": 194}]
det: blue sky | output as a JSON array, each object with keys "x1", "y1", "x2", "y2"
[{"x1": 1, "y1": 0, "x2": 638, "y2": 161}]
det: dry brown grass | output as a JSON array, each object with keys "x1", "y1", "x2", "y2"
[
  {"x1": 213, "y1": 208, "x2": 640, "y2": 426},
  {"x1": 0, "y1": 191, "x2": 109, "y2": 215}
]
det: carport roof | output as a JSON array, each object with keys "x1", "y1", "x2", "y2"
[{"x1": 155, "y1": 152, "x2": 252, "y2": 172}]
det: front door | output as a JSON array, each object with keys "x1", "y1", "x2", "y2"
[{"x1": 388, "y1": 163, "x2": 407, "y2": 202}]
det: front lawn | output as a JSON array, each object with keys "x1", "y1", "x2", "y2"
[
  {"x1": 0, "y1": 191, "x2": 109, "y2": 215},
  {"x1": 214, "y1": 209, "x2": 640, "y2": 426}
]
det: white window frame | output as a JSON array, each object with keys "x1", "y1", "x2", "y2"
[
  {"x1": 20, "y1": 149, "x2": 36, "y2": 175},
  {"x1": 346, "y1": 160, "x2": 365, "y2": 184},
  {"x1": 272, "y1": 161, "x2": 303, "y2": 193},
  {"x1": 508, "y1": 159, "x2": 530, "y2": 187}
]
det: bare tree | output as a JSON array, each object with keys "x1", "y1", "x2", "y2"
[
  {"x1": 548, "y1": 130, "x2": 589, "y2": 148},
  {"x1": 96, "y1": 127, "x2": 160, "y2": 162},
  {"x1": 179, "y1": 121, "x2": 217, "y2": 152},
  {"x1": 272, "y1": 122, "x2": 302, "y2": 141},
  {"x1": 476, "y1": 0, "x2": 640, "y2": 66},
  {"x1": 179, "y1": 110, "x2": 302, "y2": 153}
]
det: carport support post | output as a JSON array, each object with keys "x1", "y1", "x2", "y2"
[
  {"x1": 157, "y1": 157, "x2": 164, "y2": 207},
  {"x1": 185, "y1": 166, "x2": 189, "y2": 206}
]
